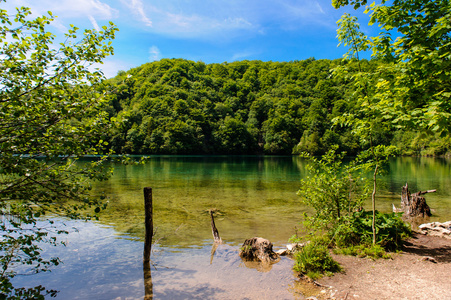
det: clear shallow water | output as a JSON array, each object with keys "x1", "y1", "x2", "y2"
[
  {"x1": 11, "y1": 156, "x2": 451, "y2": 299},
  {"x1": 17, "y1": 220, "x2": 302, "y2": 300},
  {"x1": 93, "y1": 156, "x2": 310, "y2": 247}
]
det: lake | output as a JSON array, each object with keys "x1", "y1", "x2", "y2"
[{"x1": 13, "y1": 156, "x2": 451, "y2": 299}]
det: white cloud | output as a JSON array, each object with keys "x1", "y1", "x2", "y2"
[
  {"x1": 230, "y1": 50, "x2": 260, "y2": 61},
  {"x1": 146, "y1": 10, "x2": 257, "y2": 40},
  {"x1": 149, "y1": 46, "x2": 161, "y2": 62},
  {"x1": 7, "y1": 0, "x2": 337, "y2": 39},
  {"x1": 115, "y1": 0, "x2": 335, "y2": 40},
  {"x1": 121, "y1": 0, "x2": 153, "y2": 27},
  {"x1": 88, "y1": 15, "x2": 101, "y2": 32},
  {"x1": 10, "y1": 0, "x2": 118, "y2": 19},
  {"x1": 315, "y1": 1, "x2": 326, "y2": 14},
  {"x1": 46, "y1": 0, "x2": 117, "y2": 19},
  {"x1": 50, "y1": 19, "x2": 69, "y2": 33},
  {"x1": 280, "y1": 0, "x2": 326, "y2": 18},
  {"x1": 265, "y1": 0, "x2": 334, "y2": 30},
  {"x1": 3, "y1": 0, "x2": 119, "y2": 34}
]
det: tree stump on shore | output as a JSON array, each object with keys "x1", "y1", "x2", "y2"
[{"x1": 400, "y1": 183, "x2": 433, "y2": 217}]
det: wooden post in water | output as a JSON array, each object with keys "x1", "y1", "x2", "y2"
[
  {"x1": 143, "y1": 187, "x2": 153, "y2": 262},
  {"x1": 143, "y1": 187, "x2": 153, "y2": 299},
  {"x1": 210, "y1": 210, "x2": 222, "y2": 243},
  {"x1": 209, "y1": 210, "x2": 222, "y2": 264}
]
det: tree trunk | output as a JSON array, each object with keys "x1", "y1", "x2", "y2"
[
  {"x1": 400, "y1": 183, "x2": 433, "y2": 217},
  {"x1": 372, "y1": 164, "x2": 378, "y2": 245}
]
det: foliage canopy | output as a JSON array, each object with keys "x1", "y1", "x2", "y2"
[
  {"x1": 0, "y1": 2, "x2": 117, "y2": 297},
  {"x1": 104, "y1": 57, "x2": 449, "y2": 156},
  {"x1": 334, "y1": 0, "x2": 451, "y2": 134}
]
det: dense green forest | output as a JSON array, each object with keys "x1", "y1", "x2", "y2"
[{"x1": 103, "y1": 58, "x2": 450, "y2": 156}]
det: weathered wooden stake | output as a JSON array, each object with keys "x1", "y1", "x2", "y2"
[
  {"x1": 210, "y1": 210, "x2": 222, "y2": 243},
  {"x1": 143, "y1": 187, "x2": 153, "y2": 299},
  {"x1": 209, "y1": 210, "x2": 222, "y2": 265},
  {"x1": 143, "y1": 187, "x2": 153, "y2": 262}
]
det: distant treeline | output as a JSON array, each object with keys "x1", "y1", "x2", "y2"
[{"x1": 103, "y1": 58, "x2": 451, "y2": 156}]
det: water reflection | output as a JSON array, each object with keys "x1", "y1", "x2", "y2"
[
  {"x1": 239, "y1": 258, "x2": 280, "y2": 273},
  {"x1": 210, "y1": 242, "x2": 220, "y2": 265},
  {"x1": 143, "y1": 259, "x2": 153, "y2": 300}
]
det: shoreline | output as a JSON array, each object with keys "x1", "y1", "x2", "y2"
[{"x1": 297, "y1": 233, "x2": 451, "y2": 300}]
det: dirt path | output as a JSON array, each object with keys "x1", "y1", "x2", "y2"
[{"x1": 306, "y1": 233, "x2": 451, "y2": 300}]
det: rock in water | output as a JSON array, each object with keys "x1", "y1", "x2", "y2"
[{"x1": 239, "y1": 237, "x2": 279, "y2": 263}]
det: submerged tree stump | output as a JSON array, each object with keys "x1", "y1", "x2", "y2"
[
  {"x1": 239, "y1": 237, "x2": 279, "y2": 263},
  {"x1": 400, "y1": 183, "x2": 433, "y2": 217},
  {"x1": 209, "y1": 209, "x2": 222, "y2": 265},
  {"x1": 210, "y1": 210, "x2": 222, "y2": 244}
]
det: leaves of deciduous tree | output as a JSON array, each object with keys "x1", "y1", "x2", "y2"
[{"x1": 0, "y1": 1, "x2": 118, "y2": 297}]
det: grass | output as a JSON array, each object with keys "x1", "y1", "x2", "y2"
[
  {"x1": 293, "y1": 241, "x2": 342, "y2": 280},
  {"x1": 333, "y1": 244, "x2": 392, "y2": 259}
]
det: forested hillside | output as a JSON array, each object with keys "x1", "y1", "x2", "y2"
[{"x1": 103, "y1": 58, "x2": 450, "y2": 156}]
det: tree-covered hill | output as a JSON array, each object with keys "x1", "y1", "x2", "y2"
[{"x1": 103, "y1": 58, "x2": 450, "y2": 156}]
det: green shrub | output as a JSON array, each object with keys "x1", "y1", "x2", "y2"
[
  {"x1": 293, "y1": 240, "x2": 342, "y2": 280},
  {"x1": 333, "y1": 210, "x2": 411, "y2": 251},
  {"x1": 298, "y1": 147, "x2": 369, "y2": 232}
]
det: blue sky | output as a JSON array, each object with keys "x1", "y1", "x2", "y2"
[{"x1": 6, "y1": 0, "x2": 375, "y2": 78}]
